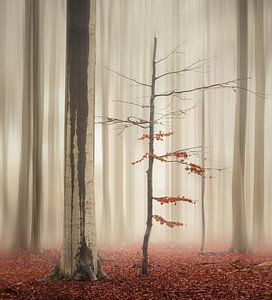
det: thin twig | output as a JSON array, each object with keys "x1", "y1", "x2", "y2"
[
  {"x1": 105, "y1": 66, "x2": 151, "y2": 87},
  {"x1": 155, "y1": 40, "x2": 188, "y2": 64},
  {"x1": 155, "y1": 58, "x2": 213, "y2": 81}
]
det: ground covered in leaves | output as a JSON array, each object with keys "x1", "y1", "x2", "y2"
[{"x1": 1, "y1": 244, "x2": 272, "y2": 299}]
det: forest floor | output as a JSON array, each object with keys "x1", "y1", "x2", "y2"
[{"x1": 1, "y1": 244, "x2": 272, "y2": 299}]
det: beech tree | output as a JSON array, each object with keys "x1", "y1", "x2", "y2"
[
  {"x1": 100, "y1": 37, "x2": 247, "y2": 275},
  {"x1": 53, "y1": 0, "x2": 106, "y2": 280}
]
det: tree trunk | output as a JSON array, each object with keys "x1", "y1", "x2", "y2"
[
  {"x1": 231, "y1": 0, "x2": 248, "y2": 253},
  {"x1": 252, "y1": 0, "x2": 265, "y2": 245},
  {"x1": 200, "y1": 71, "x2": 206, "y2": 254},
  {"x1": 14, "y1": 0, "x2": 33, "y2": 250},
  {"x1": 99, "y1": 0, "x2": 112, "y2": 245},
  {"x1": 47, "y1": 3, "x2": 57, "y2": 246},
  {"x1": 142, "y1": 37, "x2": 157, "y2": 276},
  {"x1": 31, "y1": 0, "x2": 43, "y2": 252},
  {"x1": 0, "y1": 2, "x2": 8, "y2": 244},
  {"x1": 53, "y1": 0, "x2": 105, "y2": 280}
]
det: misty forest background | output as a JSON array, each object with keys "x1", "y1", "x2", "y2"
[{"x1": 1, "y1": 0, "x2": 272, "y2": 253}]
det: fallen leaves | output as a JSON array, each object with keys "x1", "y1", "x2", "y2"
[{"x1": 1, "y1": 245, "x2": 272, "y2": 299}]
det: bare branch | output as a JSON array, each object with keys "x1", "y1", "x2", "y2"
[
  {"x1": 113, "y1": 99, "x2": 150, "y2": 109},
  {"x1": 154, "y1": 104, "x2": 197, "y2": 123},
  {"x1": 105, "y1": 66, "x2": 151, "y2": 87},
  {"x1": 155, "y1": 40, "x2": 188, "y2": 64},
  {"x1": 154, "y1": 78, "x2": 264, "y2": 98},
  {"x1": 96, "y1": 116, "x2": 162, "y2": 132},
  {"x1": 155, "y1": 58, "x2": 213, "y2": 81}
]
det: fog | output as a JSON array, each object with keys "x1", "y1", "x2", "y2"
[{"x1": 0, "y1": 0, "x2": 272, "y2": 251}]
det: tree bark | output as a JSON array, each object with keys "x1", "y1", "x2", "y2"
[
  {"x1": 142, "y1": 37, "x2": 157, "y2": 276},
  {"x1": 53, "y1": 0, "x2": 105, "y2": 280}
]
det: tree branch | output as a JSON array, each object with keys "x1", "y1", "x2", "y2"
[
  {"x1": 155, "y1": 58, "x2": 212, "y2": 81},
  {"x1": 105, "y1": 66, "x2": 151, "y2": 87},
  {"x1": 155, "y1": 40, "x2": 188, "y2": 64},
  {"x1": 112, "y1": 99, "x2": 150, "y2": 109},
  {"x1": 154, "y1": 78, "x2": 263, "y2": 98}
]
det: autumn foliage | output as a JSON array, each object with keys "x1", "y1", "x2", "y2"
[
  {"x1": 138, "y1": 131, "x2": 175, "y2": 141},
  {"x1": 153, "y1": 196, "x2": 196, "y2": 205},
  {"x1": 132, "y1": 130, "x2": 205, "y2": 228},
  {"x1": 152, "y1": 215, "x2": 184, "y2": 228}
]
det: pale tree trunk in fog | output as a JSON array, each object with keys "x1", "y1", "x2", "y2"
[
  {"x1": 252, "y1": 0, "x2": 265, "y2": 245},
  {"x1": 31, "y1": 0, "x2": 43, "y2": 252},
  {"x1": 14, "y1": 0, "x2": 33, "y2": 250},
  {"x1": 205, "y1": 2, "x2": 215, "y2": 243},
  {"x1": 112, "y1": 0, "x2": 127, "y2": 243},
  {"x1": 99, "y1": 0, "x2": 112, "y2": 244},
  {"x1": 47, "y1": 5, "x2": 57, "y2": 245},
  {"x1": 200, "y1": 73, "x2": 206, "y2": 254},
  {"x1": 231, "y1": 0, "x2": 248, "y2": 253},
  {"x1": 0, "y1": 3, "x2": 8, "y2": 243},
  {"x1": 53, "y1": 0, "x2": 105, "y2": 280}
]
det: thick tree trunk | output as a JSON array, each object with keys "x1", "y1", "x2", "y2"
[
  {"x1": 53, "y1": 0, "x2": 105, "y2": 280},
  {"x1": 252, "y1": 0, "x2": 265, "y2": 245},
  {"x1": 142, "y1": 37, "x2": 157, "y2": 276},
  {"x1": 231, "y1": 0, "x2": 248, "y2": 253}
]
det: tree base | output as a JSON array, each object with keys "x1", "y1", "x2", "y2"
[{"x1": 51, "y1": 259, "x2": 108, "y2": 281}]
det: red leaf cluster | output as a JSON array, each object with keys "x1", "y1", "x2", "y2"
[
  {"x1": 153, "y1": 215, "x2": 184, "y2": 228},
  {"x1": 185, "y1": 163, "x2": 205, "y2": 176},
  {"x1": 153, "y1": 196, "x2": 196, "y2": 205},
  {"x1": 172, "y1": 150, "x2": 189, "y2": 159},
  {"x1": 138, "y1": 131, "x2": 175, "y2": 141}
]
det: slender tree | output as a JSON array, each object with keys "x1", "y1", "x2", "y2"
[
  {"x1": 231, "y1": 0, "x2": 248, "y2": 253},
  {"x1": 47, "y1": 2, "x2": 58, "y2": 245},
  {"x1": 14, "y1": 0, "x2": 33, "y2": 250},
  {"x1": 31, "y1": 0, "x2": 43, "y2": 252},
  {"x1": 52, "y1": 0, "x2": 105, "y2": 280},
  {"x1": 0, "y1": 1, "x2": 8, "y2": 245},
  {"x1": 200, "y1": 70, "x2": 206, "y2": 254},
  {"x1": 99, "y1": 0, "x2": 112, "y2": 245},
  {"x1": 100, "y1": 38, "x2": 245, "y2": 275},
  {"x1": 252, "y1": 0, "x2": 265, "y2": 245}
]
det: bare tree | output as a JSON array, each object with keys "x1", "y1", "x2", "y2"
[{"x1": 99, "y1": 37, "x2": 250, "y2": 275}]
